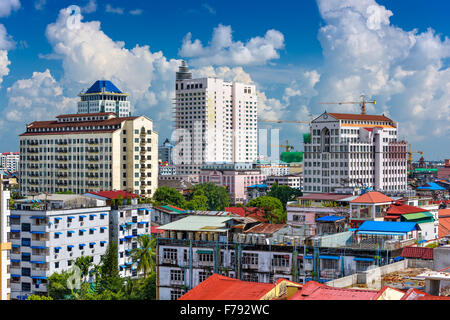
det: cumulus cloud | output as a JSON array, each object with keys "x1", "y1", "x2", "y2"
[
  {"x1": 0, "y1": 24, "x2": 14, "y2": 86},
  {"x1": 0, "y1": 0, "x2": 20, "y2": 17},
  {"x1": 82, "y1": 0, "x2": 97, "y2": 14},
  {"x1": 105, "y1": 4, "x2": 124, "y2": 15},
  {"x1": 34, "y1": 0, "x2": 46, "y2": 11},
  {"x1": 309, "y1": 0, "x2": 450, "y2": 145},
  {"x1": 6, "y1": 69, "x2": 77, "y2": 122},
  {"x1": 179, "y1": 24, "x2": 285, "y2": 67}
]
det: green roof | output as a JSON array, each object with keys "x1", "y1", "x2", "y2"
[
  {"x1": 401, "y1": 212, "x2": 434, "y2": 223},
  {"x1": 157, "y1": 215, "x2": 233, "y2": 232},
  {"x1": 280, "y1": 152, "x2": 303, "y2": 163},
  {"x1": 160, "y1": 205, "x2": 185, "y2": 213}
]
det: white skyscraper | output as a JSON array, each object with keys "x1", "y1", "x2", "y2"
[
  {"x1": 173, "y1": 61, "x2": 258, "y2": 175},
  {"x1": 77, "y1": 80, "x2": 131, "y2": 117}
]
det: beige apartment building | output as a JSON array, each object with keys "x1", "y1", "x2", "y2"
[{"x1": 19, "y1": 112, "x2": 158, "y2": 197}]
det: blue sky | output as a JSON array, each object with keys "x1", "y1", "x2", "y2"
[{"x1": 0, "y1": 0, "x2": 449, "y2": 160}]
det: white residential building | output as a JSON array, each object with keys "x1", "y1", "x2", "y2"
[
  {"x1": 9, "y1": 194, "x2": 110, "y2": 300},
  {"x1": 303, "y1": 112, "x2": 408, "y2": 194},
  {"x1": 253, "y1": 161, "x2": 290, "y2": 177},
  {"x1": 174, "y1": 61, "x2": 258, "y2": 175},
  {"x1": 266, "y1": 175, "x2": 302, "y2": 189},
  {"x1": 1, "y1": 152, "x2": 20, "y2": 172},
  {"x1": 0, "y1": 177, "x2": 11, "y2": 300},
  {"x1": 18, "y1": 112, "x2": 158, "y2": 197},
  {"x1": 77, "y1": 80, "x2": 131, "y2": 117}
]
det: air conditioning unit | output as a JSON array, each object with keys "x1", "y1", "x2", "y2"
[{"x1": 163, "y1": 258, "x2": 171, "y2": 264}]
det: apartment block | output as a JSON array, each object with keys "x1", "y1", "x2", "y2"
[
  {"x1": 9, "y1": 194, "x2": 110, "y2": 300},
  {"x1": 174, "y1": 61, "x2": 258, "y2": 175},
  {"x1": 1, "y1": 152, "x2": 20, "y2": 173},
  {"x1": 303, "y1": 112, "x2": 408, "y2": 194},
  {"x1": 77, "y1": 80, "x2": 131, "y2": 117},
  {"x1": 0, "y1": 177, "x2": 11, "y2": 300},
  {"x1": 19, "y1": 112, "x2": 158, "y2": 197}
]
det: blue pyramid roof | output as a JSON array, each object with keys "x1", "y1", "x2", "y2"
[{"x1": 85, "y1": 80, "x2": 122, "y2": 94}]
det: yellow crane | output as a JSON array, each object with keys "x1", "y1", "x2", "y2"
[
  {"x1": 408, "y1": 144, "x2": 424, "y2": 171},
  {"x1": 318, "y1": 93, "x2": 376, "y2": 115},
  {"x1": 276, "y1": 140, "x2": 294, "y2": 153}
]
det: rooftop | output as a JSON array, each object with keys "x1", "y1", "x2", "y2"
[
  {"x1": 401, "y1": 247, "x2": 434, "y2": 260},
  {"x1": 179, "y1": 274, "x2": 274, "y2": 300},
  {"x1": 289, "y1": 281, "x2": 379, "y2": 300},
  {"x1": 299, "y1": 193, "x2": 353, "y2": 202},
  {"x1": 157, "y1": 215, "x2": 234, "y2": 232},
  {"x1": 84, "y1": 80, "x2": 124, "y2": 94},
  {"x1": 327, "y1": 112, "x2": 393, "y2": 122},
  {"x1": 244, "y1": 223, "x2": 286, "y2": 234},
  {"x1": 86, "y1": 190, "x2": 139, "y2": 200},
  {"x1": 350, "y1": 191, "x2": 394, "y2": 204},
  {"x1": 357, "y1": 221, "x2": 420, "y2": 234},
  {"x1": 386, "y1": 202, "x2": 428, "y2": 215}
]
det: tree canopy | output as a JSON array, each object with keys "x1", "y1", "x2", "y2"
[
  {"x1": 189, "y1": 183, "x2": 230, "y2": 211},
  {"x1": 152, "y1": 186, "x2": 186, "y2": 208},
  {"x1": 246, "y1": 196, "x2": 286, "y2": 224},
  {"x1": 267, "y1": 182, "x2": 303, "y2": 208}
]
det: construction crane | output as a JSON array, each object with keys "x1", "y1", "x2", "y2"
[
  {"x1": 318, "y1": 93, "x2": 376, "y2": 115},
  {"x1": 408, "y1": 144, "x2": 424, "y2": 171},
  {"x1": 275, "y1": 140, "x2": 294, "y2": 153}
]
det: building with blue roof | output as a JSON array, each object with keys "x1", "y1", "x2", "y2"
[
  {"x1": 356, "y1": 220, "x2": 421, "y2": 243},
  {"x1": 78, "y1": 80, "x2": 131, "y2": 117}
]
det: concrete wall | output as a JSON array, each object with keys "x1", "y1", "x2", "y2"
[
  {"x1": 433, "y1": 246, "x2": 450, "y2": 271},
  {"x1": 407, "y1": 258, "x2": 434, "y2": 269},
  {"x1": 325, "y1": 274, "x2": 358, "y2": 288},
  {"x1": 363, "y1": 260, "x2": 408, "y2": 290}
]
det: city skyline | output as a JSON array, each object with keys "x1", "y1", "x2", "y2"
[{"x1": 0, "y1": 0, "x2": 448, "y2": 160}]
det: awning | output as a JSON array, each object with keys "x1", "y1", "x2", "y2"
[
  {"x1": 319, "y1": 255, "x2": 340, "y2": 260},
  {"x1": 124, "y1": 235, "x2": 135, "y2": 239},
  {"x1": 10, "y1": 215, "x2": 20, "y2": 219},
  {"x1": 100, "y1": 227, "x2": 107, "y2": 230},
  {"x1": 393, "y1": 256, "x2": 404, "y2": 262},
  {"x1": 304, "y1": 255, "x2": 313, "y2": 259},
  {"x1": 356, "y1": 231, "x2": 406, "y2": 236},
  {"x1": 30, "y1": 231, "x2": 45, "y2": 234},
  {"x1": 138, "y1": 208, "x2": 146, "y2": 211},
  {"x1": 100, "y1": 241, "x2": 107, "y2": 244},
  {"x1": 100, "y1": 213, "x2": 108, "y2": 216},
  {"x1": 31, "y1": 276, "x2": 47, "y2": 280},
  {"x1": 55, "y1": 232, "x2": 62, "y2": 235},
  {"x1": 79, "y1": 215, "x2": 87, "y2": 218},
  {"x1": 138, "y1": 222, "x2": 147, "y2": 225},
  {"x1": 30, "y1": 216, "x2": 46, "y2": 219},
  {"x1": 54, "y1": 247, "x2": 62, "y2": 250},
  {"x1": 90, "y1": 214, "x2": 97, "y2": 217},
  {"x1": 126, "y1": 222, "x2": 135, "y2": 226},
  {"x1": 90, "y1": 228, "x2": 97, "y2": 231},
  {"x1": 12, "y1": 244, "x2": 20, "y2": 248},
  {"x1": 11, "y1": 229, "x2": 20, "y2": 233},
  {"x1": 67, "y1": 245, "x2": 74, "y2": 248},
  {"x1": 80, "y1": 229, "x2": 86, "y2": 232},
  {"x1": 11, "y1": 274, "x2": 21, "y2": 278},
  {"x1": 67, "y1": 216, "x2": 75, "y2": 219},
  {"x1": 79, "y1": 244, "x2": 86, "y2": 247},
  {"x1": 30, "y1": 246, "x2": 46, "y2": 249},
  {"x1": 89, "y1": 242, "x2": 96, "y2": 245},
  {"x1": 196, "y1": 250, "x2": 213, "y2": 254},
  {"x1": 354, "y1": 257, "x2": 374, "y2": 262},
  {"x1": 11, "y1": 259, "x2": 20, "y2": 263},
  {"x1": 30, "y1": 261, "x2": 45, "y2": 264},
  {"x1": 54, "y1": 217, "x2": 62, "y2": 221},
  {"x1": 67, "y1": 231, "x2": 75, "y2": 234}
]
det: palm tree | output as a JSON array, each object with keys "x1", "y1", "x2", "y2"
[
  {"x1": 75, "y1": 256, "x2": 92, "y2": 282},
  {"x1": 130, "y1": 235, "x2": 156, "y2": 278}
]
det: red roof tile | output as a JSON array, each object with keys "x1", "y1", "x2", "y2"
[
  {"x1": 225, "y1": 207, "x2": 268, "y2": 222},
  {"x1": 400, "y1": 288, "x2": 430, "y2": 300},
  {"x1": 289, "y1": 281, "x2": 379, "y2": 300},
  {"x1": 151, "y1": 226, "x2": 164, "y2": 234},
  {"x1": 350, "y1": 191, "x2": 393, "y2": 204},
  {"x1": 401, "y1": 246, "x2": 434, "y2": 260},
  {"x1": 56, "y1": 112, "x2": 117, "y2": 118},
  {"x1": 88, "y1": 190, "x2": 139, "y2": 200},
  {"x1": 328, "y1": 113, "x2": 393, "y2": 122},
  {"x1": 439, "y1": 209, "x2": 450, "y2": 218},
  {"x1": 438, "y1": 216, "x2": 450, "y2": 238},
  {"x1": 178, "y1": 274, "x2": 274, "y2": 300},
  {"x1": 386, "y1": 202, "x2": 428, "y2": 215}
]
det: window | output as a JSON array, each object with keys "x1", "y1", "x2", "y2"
[
  {"x1": 356, "y1": 260, "x2": 372, "y2": 272},
  {"x1": 22, "y1": 282, "x2": 31, "y2": 292},
  {"x1": 242, "y1": 252, "x2": 258, "y2": 265},
  {"x1": 322, "y1": 259, "x2": 338, "y2": 270},
  {"x1": 163, "y1": 248, "x2": 177, "y2": 261},
  {"x1": 198, "y1": 253, "x2": 213, "y2": 262},
  {"x1": 21, "y1": 223, "x2": 31, "y2": 232},
  {"x1": 198, "y1": 271, "x2": 212, "y2": 283},
  {"x1": 272, "y1": 254, "x2": 290, "y2": 267},
  {"x1": 55, "y1": 262, "x2": 60, "y2": 269},
  {"x1": 170, "y1": 269, "x2": 184, "y2": 282},
  {"x1": 170, "y1": 289, "x2": 185, "y2": 300}
]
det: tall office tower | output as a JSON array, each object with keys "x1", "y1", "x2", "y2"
[
  {"x1": 78, "y1": 80, "x2": 131, "y2": 117},
  {"x1": 303, "y1": 112, "x2": 408, "y2": 194},
  {"x1": 0, "y1": 177, "x2": 11, "y2": 300},
  {"x1": 158, "y1": 138, "x2": 174, "y2": 164},
  {"x1": 174, "y1": 61, "x2": 258, "y2": 175},
  {"x1": 1, "y1": 152, "x2": 20, "y2": 172},
  {"x1": 18, "y1": 112, "x2": 158, "y2": 197}
]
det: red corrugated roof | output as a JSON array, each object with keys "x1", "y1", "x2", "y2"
[
  {"x1": 386, "y1": 202, "x2": 428, "y2": 215},
  {"x1": 438, "y1": 216, "x2": 450, "y2": 238},
  {"x1": 244, "y1": 223, "x2": 286, "y2": 234},
  {"x1": 289, "y1": 281, "x2": 379, "y2": 300},
  {"x1": 225, "y1": 207, "x2": 268, "y2": 222},
  {"x1": 350, "y1": 191, "x2": 393, "y2": 204},
  {"x1": 151, "y1": 226, "x2": 163, "y2": 234},
  {"x1": 401, "y1": 246, "x2": 434, "y2": 260},
  {"x1": 56, "y1": 112, "x2": 117, "y2": 118},
  {"x1": 439, "y1": 209, "x2": 450, "y2": 218},
  {"x1": 178, "y1": 274, "x2": 274, "y2": 300},
  {"x1": 328, "y1": 113, "x2": 393, "y2": 122},
  {"x1": 88, "y1": 190, "x2": 139, "y2": 200},
  {"x1": 400, "y1": 288, "x2": 430, "y2": 300}
]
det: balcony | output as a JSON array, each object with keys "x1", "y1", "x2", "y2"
[
  {"x1": 87, "y1": 140, "x2": 99, "y2": 145},
  {"x1": 87, "y1": 148, "x2": 100, "y2": 154},
  {"x1": 55, "y1": 140, "x2": 68, "y2": 146},
  {"x1": 87, "y1": 157, "x2": 99, "y2": 162}
]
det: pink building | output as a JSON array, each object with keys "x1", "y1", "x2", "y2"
[
  {"x1": 199, "y1": 163, "x2": 266, "y2": 204},
  {"x1": 438, "y1": 159, "x2": 450, "y2": 180}
]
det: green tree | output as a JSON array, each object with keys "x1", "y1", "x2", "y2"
[
  {"x1": 130, "y1": 235, "x2": 157, "y2": 278},
  {"x1": 267, "y1": 182, "x2": 303, "y2": 209},
  {"x1": 26, "y1": 295, "x2": 53, "y2": 300},
  {"x1": 152, "y1": 186, "x2": 186, "y2": 208},
  {"x1": 246, "y1": 196, "x2": 286, "y2": 224},
  {"x1": 47, "y1": 270, "x2": 73, "y2": 300},
  {"x1": 185, "y1": 193, "x2": 208, "y2": 210},
  {"x1": 75, "y1": 256, "x2": 93, "y2": 282},
  {"x1": 190, "y1": 183, "x2": 230, "y2": 211},
  {"x1": 97, "y1": 242, "x2": 123, "y2": 294},
  {"x1": 135, "y1": 273, "x2": 157, "y2": 300}
]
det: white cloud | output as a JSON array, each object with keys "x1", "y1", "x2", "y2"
[
  {"x1": 129, "y1": 9, "x2": 143, "y2": 16},
  {"x1": 0, "y1": 24, "x2": 14, "y2": 86},
  {"x1": 179, "y1": 24, "x2": 285, "y2": 67},
  {"x1": 0, "y1": 0, "x2": 20, "y2": 17},
  {"x1": 6, "y1": 69, "x2": 77, "y2": 122},
  {"x1": 34, "y1": 0, "x2": 46, "y2": 11},
  {"x1": 202, "y1": 3, "x2": 216, "y2": 15},
  {"x1": 309, "y1": 0, "x2": 450, "y2": 146},
  {"x1": 105, "y1": 4, "x2": 123, "y2": 15},
  {"x1": 82, "y1": 0, "x2": 97, "y2": 14}
]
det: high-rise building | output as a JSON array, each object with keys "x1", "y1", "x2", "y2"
[
  {"x1": 19, "y1": 112, "x2": 158, "y2": 197},
  {"x1": 303, "y1": 112, "x2": 408, "y2": 194},
  {"x1": 78, "y1": 80, "x2": 131, "y2": 117},
  {"x1": 174, "y1": 61, "x2": 258, "y2": 175},
  {"x1": 158, "y1": 138, "x2": 174, "y2": 164},
  {"x1": 1, "y1": 152, "x2": 20, "y2": 172},
  {"x1": 0, "y1": 177, "x2": 11, "y2": 300}
]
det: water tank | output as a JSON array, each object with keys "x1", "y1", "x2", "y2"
[
  {"x1": 177, "y1": 232, "x2": 183, "y2": 240},
  {"x1": 194, "y1": 232, "x2": 200, "y2": 241},
  {"x1": 201, "y1": 233, "x2": 207, "y2": 241},
  {"x1": 188, "y1": 232, "x2": 193, "y2": 240},
  {"x1": 213, "y1": 233, "x2": 219, "y2": 242},
  {"x1": 207, "y1": 233, "x2": 213, "y2": 242},
  {"x1": 170, "y1": 231, "x2": 176, "y2": 239}
]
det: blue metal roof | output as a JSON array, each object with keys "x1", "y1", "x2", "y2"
[
  {"x1": 358, "y1": 221, "x2": 419, "y2": 233},
  {"x1": 417, "y1": 182, "x2": 446, "y2": 191},
  {"x1": 248, "y1": 184, "x2": 268, "y2": 188},
  {"x1": 316, "y1": 215, "x2": 345, "y2": 222},
  {"x1": 85, "y1": 80, "x2": 122, "y2": 94}
]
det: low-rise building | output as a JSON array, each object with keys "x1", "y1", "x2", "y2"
[
  {"x1": 266, "y1": 175, "x2": 302, "y2": 189},
  {"x1": 349, "y1": 191, "x2": 394, "y2": 228},
  {"x1": 9, "y1": 194, "x2": 110, "y2": 300},
  {"x1": 246, "y1": 184, "x2": 268, "y2": 202}
]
